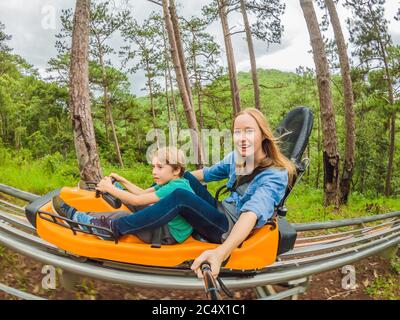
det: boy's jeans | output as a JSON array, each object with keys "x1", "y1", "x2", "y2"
[
  {"x1": 112, "y1": 172, "x2": 229, "y2": 244},
  {"x1": 75, "y1": 172, "x2": 229, "y2": 244}
]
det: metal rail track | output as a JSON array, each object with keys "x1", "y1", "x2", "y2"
[{"x1": 0, "y1": 184, "x2": 399, "y2": 299}]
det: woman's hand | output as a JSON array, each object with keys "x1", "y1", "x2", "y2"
[
  {"x1": 109, "y1": 172, "x2": 126, "y2": 183},
  {"x1": 190, "y1": 248, "x2": 226, "y2": 279},
  {"x1": 96, "y1": 176, "x2": 114, "y2": 193},
  {"x1": 191, "y1": 213, "x2": 258, "y2": 279}
]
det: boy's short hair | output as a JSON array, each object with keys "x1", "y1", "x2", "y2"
[{"x1": 152, "y1": 146, "x2": 186, "y2": 177}]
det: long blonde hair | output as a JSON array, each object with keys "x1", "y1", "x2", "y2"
[{"x1": 234, "y1": 108, "x2": 296, "y2": 185}]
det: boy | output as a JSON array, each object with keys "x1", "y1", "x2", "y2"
[{"x1": 52, "y1": 146, "x2": 193, "y2": 244}]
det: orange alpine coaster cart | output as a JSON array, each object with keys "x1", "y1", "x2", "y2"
[{"x1": 25, "y1": 107, "x2": 313, "y2": 273}]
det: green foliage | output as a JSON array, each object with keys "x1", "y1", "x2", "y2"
[
  {"x1": 0, "y1": 148, "x2": 78, "y2": 194},
  {"x1": 1, "y1": 147, "x2": 398, "y2": 223},
  {"x1": 390, "y1": 256, "x2": 400, "y2": 275},
  {"x1": 0, "y1": 21, "x2": 12, "y2": 52},
  {"x1": 1, "y1": 43, "x2": 399, "y2": 198},
  {"x1": 344, "y1": 0, "x2": 392, "y2": 67},
  {"x1": 202, "y1": 0, "x2": 285, "y2": 45},
  {"x1": 365, "y1": 275, "x2": 400, "y2": 300},
  {"x1": 76, "y1": 279, "x2": 98, "y2": 300},
  {"x1": 0, "y1": 1, "x2": 399, "y2": 200},
  {"x1": 285, "y1": 183, "x2": 399, "y2": 223}
]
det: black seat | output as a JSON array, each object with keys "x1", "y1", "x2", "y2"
[
  {"x1": 274, "y1": 106, "x2": 314, "y2": 215},
  {"x1": 274, "y1": 107, "x2": 313, "y2": 255},
  {"x1": 275, "y1": 106, "x2": 314, "y2": 168}
]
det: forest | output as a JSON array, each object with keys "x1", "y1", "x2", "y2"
[
  {"x1": 0, "y1": 0, "x2": 399, "y2": 207},
  {"x1": 0, "y1": 0, "x2": 399, "y2": 301}
]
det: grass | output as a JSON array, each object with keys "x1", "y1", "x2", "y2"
[
  {"x1": 0, "y1": 150, "x2": 154, "y2": 195},
  {"x1": 390, "y1": 256, "x2": 400, "y2": 274},
  {"x1": 286, "y1": 184, "x2": 400, "y2": 223},
  {"x1": 0, "y1": 153, "x2": 399, "y2": 223},
  {"x1": 365, "y1": 261, "x2": 400, "y2": 300},
  {"x1": 0, "y1": 152, "x2": 399, "y2": 300}
]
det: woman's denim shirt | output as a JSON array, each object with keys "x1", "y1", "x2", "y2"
[{"x1": 203, "y1": 151, "x2": 288, "y2": 228}]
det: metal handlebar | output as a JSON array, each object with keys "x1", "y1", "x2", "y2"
[
  {"x1": 94, "y1": 177, "x2": 122, "y2": 209},
  {"x1": 200, "y1": 262, "x2": 221, "y2": 300}
]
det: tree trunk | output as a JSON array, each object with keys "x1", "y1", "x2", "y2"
[
  {"x1": 378, "y1": 39, "x2": 396, "y2": 196},
  {"x1": 162, "y1": 0, "x2": 204, "y2": 167},
  {"x1": 106, "y1": 100, "x2": 124, "y2": 168},
  {"x1": 164, "y1": 68, "x2": 171, "y2": 123},
  {"x1": 69, "y1": 0, "x2": 102, "y2": 182},
  {"x1": 146, "y1": 62, "x2": 157, "y2": 130},
  {"x1": 196, "y1": 81, "x2": 205, "y2": 130},
  {"x1": 0, "y1": 111, "x2": 6, "y2": 143},
  {"x1": 192, "y1": 51, "x2": 206, "y2": 162},
  {"x1": 104, "y1": 107, "x2": 109, "y2": 142},
  {"x1": 325, "y1": 0, "x2": 355, "y2": 204},
  {"x1": 168, "y1": 65, "x2": 180, "y2": 128},
  {"x1": 316, "y1": 110, "x2": 321, "y2": 189},
  {"x1": 191, "y1": 34, "x2": 205, "y2": 130},
  {"x1": 123, "y1": 110, "x2": 129, "y2": 145},
  {"x1": 366, "y1": 2, "x2": 396, "y2": 196},
  {"x1": 300, "y1": 0, "x2": 340, "y2": 207},
  {"x1": 240, "y1": 0, "x2": 260, "y2": 110},
  {"x1": 385, "y1": 111, "x2": 396, "y2": 196},
  {"x1": 218, "y1": 0, "x2": 241, "y2": 115},
  {"x1": 169, "y1": 0, "x2": 194, "y2": 107},
  {"x1": 146, "y1": 60, "x2": 161, "y2": 149},
  {"x1": 162, "y1": 30, "x2": 171, "y2": 124},
  {"x1": 162, "y1": 25, "x2": 180, "y2": 127},
  {"x1": 94, "y1": 34, "x2": 110, "y2": 144},
  {"x1": 98, "y1": 49, "x2": 124, "y2": 168}
]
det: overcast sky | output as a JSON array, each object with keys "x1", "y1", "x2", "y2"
[{"x1": 0, "y1": 0, "x2": 399, "y2": 96}]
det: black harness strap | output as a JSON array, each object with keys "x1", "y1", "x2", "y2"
[
  {"x1": 151, "y1": 227, "x2": 163, "y2": 248},
  {"x1": 231, "y1": 166, "x2": 268, "y2": 191},
  {"x1": 215, "y1": 166, "x2": 269, "y2": 201}
]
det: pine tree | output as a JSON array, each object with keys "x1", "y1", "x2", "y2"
[
  {"x1": 181, "y1": 16, "x2": 224, "y2": 130},
  {"x1": 344, "y1": 0, "x2": 396, "y2": 196},
  {"x1": 0, "y1": 22, "x2": 12, "y2": 53},
  {"x1": 69, "y1": 0, "x2": 103, "y2": 181},
  {"x1": 90, "y1": 1, "x2": 128, "y2": 168},
  {"x1": 203, "y1": 0, "x2": 241, "y2": 114},
  {"x1": 120, "y1": 13, "x2": 164, "y2": 136},
  {"x1": 239, "y1": 0, "x2": 285, "y2": 110},
  {"x1": 52, "y1": 1, "x2": 129, "y2": 167},
  {"x1": 162, "y1": 0, "x2": 204, "y2": 167},
  {"x1": 300, "y1": 0, "x2": 340, "y2": 207},
  {"x1": 318, "y1": 0, "x2": 356, "y2": 204}
]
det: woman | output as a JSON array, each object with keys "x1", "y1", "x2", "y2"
[
  {"x1": 188, "y1": 108, "x2": 295, "y2": 277},
  {"x1": 68, "y1": 108, "x2": 296, "y2": 278}
]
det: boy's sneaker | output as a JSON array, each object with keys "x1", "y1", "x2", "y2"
[
  {"x1": 52, "y1": 196, "x2": 78, "y2": 226},
  {"x1": 91, "y1": 216, "x2": 115, "y2": 240}
]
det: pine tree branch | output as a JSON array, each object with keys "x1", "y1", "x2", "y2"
[{"x1": 147, "y1": 0, "x2": 162, "y2": 7}]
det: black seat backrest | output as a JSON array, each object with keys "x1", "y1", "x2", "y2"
[
  {"x1": 274, "y1": 107, "x2": 314, "y2": 214},
  {"x1": 274, "y1": 106, "x2": 314, "y2": 167}
]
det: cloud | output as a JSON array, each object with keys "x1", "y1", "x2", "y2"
[
  {"x1": 0, "y1": 0, "x2": 72, "y2": 67},
  {"x1": 0, "y1": 0, "x2": 398, "y2": 96}
]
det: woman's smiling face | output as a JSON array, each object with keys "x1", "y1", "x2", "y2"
[{"x1": 233, "y1": 113, "x2": 263, "y2": 158}]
